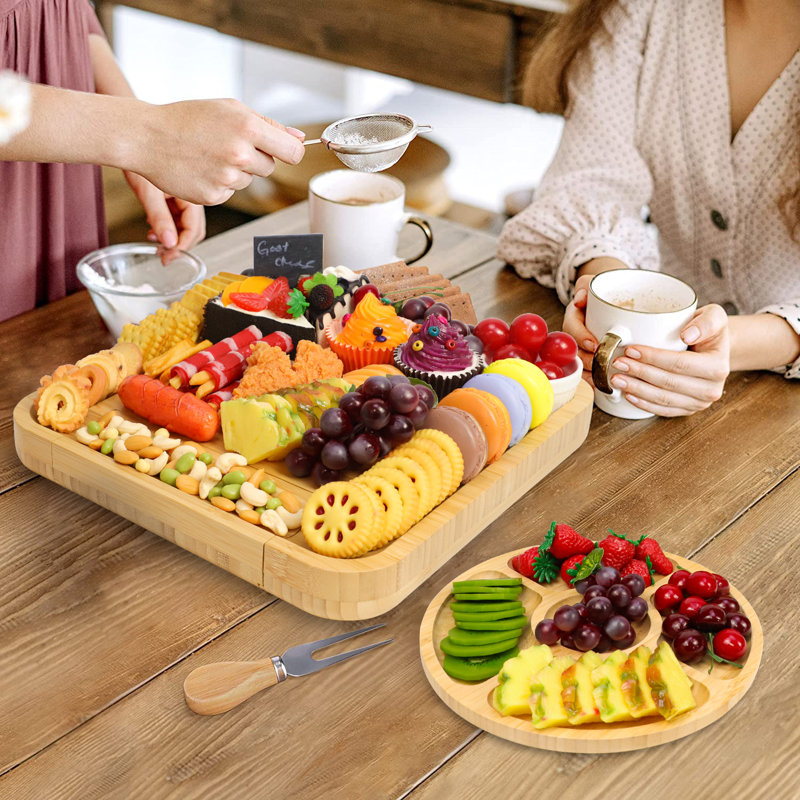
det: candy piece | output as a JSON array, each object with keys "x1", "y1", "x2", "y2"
[
  {"x1": 170, "y1": 325, "x2": 263, "y2": 387},
  {"x1": 301, "y1": 483, "x2": 377, "y2": 558}
]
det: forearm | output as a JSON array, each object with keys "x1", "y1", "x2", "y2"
[
  {"x1": 577, "y1": 257, "x2": 631, "y2": 279},
  {"x1": 728, "y1": 313, "x2": 800, "y2": 372}
]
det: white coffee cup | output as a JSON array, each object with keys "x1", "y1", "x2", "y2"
[
  {"x1": 585, "y1": 269, "x2": 698, "y2": 419},
  {"x1": 308, "y1": 170, "x2": 433, "y2": 269}
]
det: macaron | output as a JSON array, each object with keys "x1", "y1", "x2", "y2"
[
  {"x1": 421, "y1": 405, "x2": 488, "y2": 483},
  {"x1": 463, "y1": 372, "x2": 532, "y2": 446},
  {"x1": 484, "y1": 358, "x2": 554, "y2": 429},
  {"x1": 439, "y1": 388, "x2": 512, "y2": 464}
]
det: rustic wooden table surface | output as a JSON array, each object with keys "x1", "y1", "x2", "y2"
[{"x1": 1, "y1": 204, "x2": 798, "y2": 799}]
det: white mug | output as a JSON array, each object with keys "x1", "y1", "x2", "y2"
[
  {"x1": 585, "y1": 269, "x2": 698, "y2": 419},
  {"x1": 308, "y1": 170, "x2": 433, "y2": 269}
]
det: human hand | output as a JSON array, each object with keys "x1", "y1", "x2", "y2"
[
  {"x1": 609, "y1": 304, "x2": 730, "y2": 416},
  {"x1": 124, "y1": 171, "x2": 206, "y2": 260},
  {"x1": 563, "y1": 274, "x2": 598, "y2": 386},
  {"x1": 133, "y1": 99, "x2": 305, "y2": 206}
]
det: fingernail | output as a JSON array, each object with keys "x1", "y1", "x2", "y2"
[
  {"x1": 287, "y1": 126, "x2": 306, "y2": 140},
  {"x1": 146, "y1": 231, "x2": 158, "y2": 242},
  {"x1": 682, "y1": 326, "x2": 700, "y2": 344},
  {"x1": 627, "y1": 394, "x2": 640, "y2": 404},
  {"x1": 613, "y1": 359, "x2": 629, "y2": 372},
  {"x1": 574, "y1": 288, "x2": 587, "y2": 303},
  {"x1": 162, "y1": 231, "x2": 178, "y2": 248},
  {"x1": 583, "y1": 339, "x2": 597, "y2": 353},
  {"x1": 612, "y1": 376, "x2": 627, "y2": 389},
  {"x1": 626, "y1": 347, "x2": 641, "y2": 359}
]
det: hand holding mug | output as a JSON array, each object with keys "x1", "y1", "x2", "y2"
[{"x1": 563, "y1": 274, "x2": 599, "y2": 383}]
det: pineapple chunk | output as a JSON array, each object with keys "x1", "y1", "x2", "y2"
[
  {"x1": 619, "y1": 646, "x2": 660, "y2": 719},
  {"x1": 492, "y1": 645, "x2": 553, "y2": 717},
  {"x1": 647, "y1": 641, "x2": 697, "y2": 721},
  {"x1": 529, "y1": 656, "x2": 574, "y2": 729},
  {"x1": 591, "y1": 651, "x2": 634, "y2": 723},
  {"x1": 562, "y1": 651, "x2": 604, "y2": 725}
]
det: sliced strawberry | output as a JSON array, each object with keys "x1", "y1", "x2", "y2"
[
  {"x1": 229, "y1": 291, "x2": 267, "y2": 312},
  {"x1": 263, "y1": 277, "x2": 292, "y2": 318}
]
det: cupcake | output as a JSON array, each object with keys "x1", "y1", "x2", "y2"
[
  {"x1": 325, "y1": 292, "x2": 411, "y2": 371},
  {"x1": 393, "y1": 314, "x2": 484, "y2": 397}
]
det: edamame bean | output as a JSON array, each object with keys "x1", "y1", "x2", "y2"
[
  {"x1": 175, "y1": 453, "x2": 196, "y2": 474},
  {"x1": 223, "y1": 470, "x2": 247, "y2": 485},
  {"x1": 254, "y1": 506, "x2": 266, "y2": 514},
  {"x1": 266, "y1": 497, "x2": 282, "y2": 510},
  {"x1": 87, "y1": 420, "x2": 102, "y2": 436},
  {"x1": 198, "y1": 452, "x2": 213, "y2": 466},
  {"x1": 259, "y1": 479, "x2": 277, "y2": 495},
  {"x1": 207, "y1": 485, "x2": 223, "y2": 499},
  {"x1": 221, "y1": 483, "x2": 241, "y2": 500},
  {"x1": 160, "y1": 468, "x2": 180, "y2": 486},
  {"x1": 100, "y1": 438, "x2": 115, "y2": 455}
]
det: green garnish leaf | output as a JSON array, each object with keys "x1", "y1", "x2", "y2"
[
  {"x1": 540, "y1": 521, "x2": 557, "y2": 556},
  {"x1": 569, "y1": 547, "x2": 604, "y2": 583},
  {"x1": 645, "y1": 555, "x2": 656, "y2": 586},
  {"x1": 287, "y1": 288, "x2": 310, "y2": 318},
  {"x1": 532, "y1": 551, "x2": 559, "y2": 584},
  {"x1": 706, "y1": 633, "x2": 744, "y2": 674}
]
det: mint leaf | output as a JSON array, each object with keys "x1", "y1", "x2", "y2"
[{"x1": 569, "y1": 547, "x2": 603, "y2": 583}]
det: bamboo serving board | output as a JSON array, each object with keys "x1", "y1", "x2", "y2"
[
  {"x1": 13, "y1": 382, "x2": 593, "y2": 620},
  {"x1": 419, "y1": 550, "x2": 762, "y2": 753}
]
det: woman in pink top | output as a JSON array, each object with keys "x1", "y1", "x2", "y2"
[
  {"x1": 499, "y1": 0, "x2": 800, "y2": 416},
  {"x1": 0, "y1": 0, "x2": 305, "y2": 322}
]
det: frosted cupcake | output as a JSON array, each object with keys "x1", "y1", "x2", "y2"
[
  {"x1": 393, "y1": 314, "x2": 483, "y2": 397},
  {"x1": 325, "y1": 292, "x2": 411, "y2": 371}
]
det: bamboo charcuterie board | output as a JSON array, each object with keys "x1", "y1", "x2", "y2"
[
  {"x1": 419, "y1": 550, "x2": 762, "y2": 752},
  {"x1": 13, "y1": 381, "x2": 593, "y2": 620}
]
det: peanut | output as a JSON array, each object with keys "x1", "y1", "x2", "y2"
[
  {"x1": 175, "y1": 475, "x2": 200, "y2": 495},
  {"x1": 124, "y1": 435, "x2": 153, "y2": 452},
  {"x1": 135, "y1": 458, "x2": 152, "y2": 473},
  {"x1": 277, "y1": 490, "x2": 302, "y2": 514},
  {"x1": 210, "y1": 496, "x2": 236, "y2": 512},
  {"x1": 99, "y1": 426, "x2": 119, "y2": 441},
  {"x1": 137, "y1": 445, "x2": 164, "y2": 459},
  {"x1": 114, "y1": 449, "x2": 139, "y2": 466}
]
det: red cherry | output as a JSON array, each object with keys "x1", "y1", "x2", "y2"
[
  {"x1": 685, "y1": 570, "x2": 718, "y2": 599},
  {"x1": 679, "y1": 595, "x2": 707, "y2": 619},
  {"x1": 712, "y1": 628, "x2": 747, "y2": 661},
  {"x1": 536, "y1": 360, "x2": 565, "y2": 380},
  {"x1": 668, "y1": 569, "x2": 691, "y2": 593},
  {"x1": 352, "y1": 284, "x2": 381, "y2": 306},
  {"x1": 539, "y1": 332, "x2": 578, "y2": 367},
  {"x1": 509, "y1": 313, "x2": 548, "y2": 359},
  {"x1": 473, "y1": 318, "x2": 511, "y2": 351},
  {"x1": 712, "y1": 573, "x2": 730, "y2": 596},
  {"x1": 654, "y1": 584, "x2": 684, "y2": 613},
  {"x1": 493, "y1": 343, "x2": 534, "y2": 362}
]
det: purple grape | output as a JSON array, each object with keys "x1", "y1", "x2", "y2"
[
  {"x1": 535, "y1": 619, "x2": 559, "y2": 646},
  {"x1": 417, "y1": 296, "x2": 436, "y2": 309},
  {"x1": 424, "y1": 302, "x2": 452, "y2": 321},
  {"x1": 615, "y1": 628, "x2": 637, "y2": 649},
  {"x1": 407, "y1": 401, "x2": 430, "y2": 427},
  {"x1": 449, "y1": 319, "x2": 470, "y2": 336},
  {"x1": 573, "y1": 602, "x2": 588, "y2": 620},
  {"x1": 300, "y1": 428, "x2": 326, "y2": 457},
  {"x1": 595, "y1": 566, "x2": 622, "y2": 588},
  {"x1": 726, "y1": 612, "x2": 751, "y2": 638},
  {"x1": 376, "y1": 431, "x2": 393, "y2": 457},
  {"x1": 573, "y1": 623, "x2": 602, "y2": 652},
  {"x1": 386, "y1": 414, "x2": 415, "y2": 444},
  {"x1": 285, "y1": 448, "x2": 314, "y2": 478},
  {"x1": 604, "y1": 615, "x2": 632, "y2": 642},
  {"x1": 414, "y1": 384, "x2": 436, "y2": 409},
  {"x1": 361, "y1": 398, "x2": 391, "y2": 430},
  {"x1": 339, "y1": 392, "x2": 365, "y2": 423},
  {"x1": 360, "y1": 375, "x2": 392, "y2": 400},
  {"x1": 625, "y1": 596, "x2": 649, "y2": 623},
  {"x1": 559, "y1": 632, "x2": 577, "y2": 650},
  {"x1": 320, "y1": 408, "x2": 352, "y2": 440},
  {"x1": 348, "y1": 433, "x2": 381, "y2": 466},
  {"x1": 594, "y1": 634, "x2": 614, "y2": 653},
  {"x1": 585, "y1": 596, "x2": 613, "y2": 624},
  {"x1": 573, "y1": 578, "x2": 593, "y2": 595},
  {"x1": 661, "y1": 613, "x2": 691, "y2": 640},
  {"x1": 387, "y1": 374, "x2": 410, "y2": 385},
  {"x1": 400, "y1": 298, "x2": 428, "y2": 320},
  {"x1": 607, "y1": 583, "x2": 632, "y2": 610},
  {"x1": 554, "y1": 605, "x2": 581, "y2": 633},
  {"x1": 464, "y1": 334, "x2": 484, "y2": 355},
  {"x1": 583, "y1": 585, "x2": 607, "y2": 603},
  {"x1": 389, "y1": 383, "x2": 419, "y2": 414},
  {"x1": 621, "y1": 573, "x2": 646, "y2": 597},
  {"x1": 311, "y1": 461, "x2": 342, "y2": 487},
  {"x1": 320, "y1": 440, "x2": 349, "y2": 471}
]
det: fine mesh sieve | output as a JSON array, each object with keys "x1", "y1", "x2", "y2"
[{"x1": 303, "y1": 113, "x2": 432, "y2": 172}]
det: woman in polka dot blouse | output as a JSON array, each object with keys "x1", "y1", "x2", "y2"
[{"x1": 498, "y1": 0, "x2": 800, "y2": 416}]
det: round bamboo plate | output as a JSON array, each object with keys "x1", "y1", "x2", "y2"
[{"x1": 419, "y1": 550, "x2": 762, "y2": 753}]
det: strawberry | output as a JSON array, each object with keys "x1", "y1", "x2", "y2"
[
  {"x1": 548, "y1": 523, "x2": 594, "y2": 560},
  {"x1": 263, "y1": 277, "x2": 291, "y2": 318},
  {"x1": 228, "y1": 291, "x2": 267, "y2": 312},
  {"x1": 297, "y1": 276, "x2": 313, "y2": 296},
  {"x1": 598, "y1": 530, "x2": 636, "y2": 570},
  {"x1": 560, "y1": 554, "x2": 585, "y2": 584},
  {"x1": 510, "y1": 546, "x2": 538, "y2": 579},
  {"x1": 635, "y1": 536, "x2": 674, "y2": 575},
  {"x1": 620, "y1": 558, "x2": 653, "y2": 587}
]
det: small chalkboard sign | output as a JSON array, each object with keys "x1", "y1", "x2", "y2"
[{"x1": 253, "y1": 234, "x2": 323, "y2": 286}]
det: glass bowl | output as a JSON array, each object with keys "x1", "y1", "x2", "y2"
[{"x1": 76, "y1": 243, "x2": 206, "y2": 337}]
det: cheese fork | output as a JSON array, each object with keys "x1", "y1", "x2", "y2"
[{"x1": 183, "y1": 623, "x2": 392, "y2": 715}]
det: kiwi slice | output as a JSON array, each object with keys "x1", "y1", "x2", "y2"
[
  {"x1": 449, "y1": 600, "x2": 523, "y2": 614},
  {"x1": 440, "y1": 635, "x2": 521, "y2": 658},
  {"x1": 453, "y1": 591, "x2": 521, "y2": 602},
  {"x1": 446, "y1": 627, "x2": 521, "y2": 646},
  {"x1": 453, "y1": 607, "x2": 527, "y2": 622},
  {"x1": 455, "y1": 615, "x2": 528, "y2": 631},
  {"x1": 442, "y1": 646, "x2": 520, "y2": 682},
  {"x1": 452, "y1": 580, "x2": 522, "y2": 592}
]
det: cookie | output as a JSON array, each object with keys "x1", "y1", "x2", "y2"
[
  {"x1": 353, "y1": 474, "x2": 404, "y2": 548},
  {"x1": 411, "y1": 429, "x2": 464, "y2": 490},
  {"x1": 362, "y1": 465, "x2": 419, "y2": 535},
  {"x1": 301, "y1": 483, "x2": 377, "y2": 558},
  {"x1": 377, "y1": 454, "x2": 439, "y2": 520},
  {"x1": 394, "y1": 440, "x2": 452, "y2": 504}
]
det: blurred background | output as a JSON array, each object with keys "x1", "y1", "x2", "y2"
[{"x1": 104, "y1": 6, "x2": 565, "y2": 242}]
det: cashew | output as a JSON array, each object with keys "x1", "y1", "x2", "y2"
[
  {"x1": 260, "y1": 509, "x2": 288, "y2": 536},
  {"x1": 171, "y1": 444, "x2": 198, "y2": 461},
  {"x1": 188, "y1": 460, "x2": 207, "y2": 482},
  {"x1": 276, "y1": 505, "x2": 303, "y2": 531},
  {"x1": 153, "y1": 434, "x2": 181, "y2": 451},
  {"x1": 198, "y1": 466, "x2": 222, "y2": 500},
  {"x1": 99, "y1": 426, "x2": 119, "y2": 441},
  {"x1": 215, "y1": 452, "x2": 248, "y2": 474},
  {"x1": 107, "y1": 415, "x2": 124, "y2": 431},
  {"x1": 112, "y1": 437, "x2": 128, "y2": 455},
  {"x1": 154, "y1": 428, "x2": 170, "y2": 439},
  {"x1": 235, "y1": 498, "x2": 253, "y2": 513},
  {"x1": 239, "y1": 482, "x2": 268, "y2": 507},
  {"x1": 75, "y1": 426, "x2": 95, "y2": 445},
  {"x1": 118, "y1": 420, "x2": 142, "y2": 434},
  {"x1": 147, "y1": 452, "x2": 169, "y2": 477}
]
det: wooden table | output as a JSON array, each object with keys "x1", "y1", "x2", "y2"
[
  {"x1": 2, "y1": 204, "x2": 798, "y2": 798},
  {"x1": 94, "y1": 0, "x2": 557, "y2": 103}
]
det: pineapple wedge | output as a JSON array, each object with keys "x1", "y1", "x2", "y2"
[
  {"x1": 493, "y1": 645, "x2": 553, "y2": 717},
  {"x1": 619, "y1": 646, "x2": 660, "y2": 719},
  {"x1": 529, "y1": 656, "x2": 574, "y2": 729},
  {"x1": 562, "y1": 651, "x2": 604, "y2": 725},
  {"x1": 591, "y1": 651, "x2": 634, "y2": 723},
  {"x1": 647, "y1": 641, "x2": 697, "y2": 721}
]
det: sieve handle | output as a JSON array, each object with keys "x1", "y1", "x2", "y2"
[
  {"x1": 303, "y1": 139, "x2": 322, "y2": 147},
  {"x1": 415, "y1": 125, "x2": 433, "y2": 134}
]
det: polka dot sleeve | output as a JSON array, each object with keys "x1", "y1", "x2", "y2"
[
  {"x1": 757, "y1": 302, "x2": 800, "y2": 379},
  {"x1": 497, "y1": 0, "x2": 659, "y2": 306}
]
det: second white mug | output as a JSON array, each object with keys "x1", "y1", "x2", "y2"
[{"x1": 308, "y1": 170, "x2": 433, "y2": 269}]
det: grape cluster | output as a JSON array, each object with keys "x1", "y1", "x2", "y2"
[
  {"x1": 398, "y1": 295, "x2": 484, "y2": 358},
  {"x1": 655, "y1": 570, "x2": 751, "y2": 663},
  {"x1": 534, "y1": 566, "x2": 649, "y2": 653},
  {"x1": 285, "y1": 374, "x2": 435, "y2": 486}
]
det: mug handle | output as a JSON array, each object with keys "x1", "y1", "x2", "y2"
[
  {"x1": 402, "y1": 216, "x2": 433, "y2": 264},
  {"x1": 592, "y1": 324, "x2": 631, "y2": 401}
]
